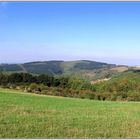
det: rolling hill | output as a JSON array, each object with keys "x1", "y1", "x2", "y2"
[{"x1": 0, "y1": 60, "x2": 133, "y2": 81}]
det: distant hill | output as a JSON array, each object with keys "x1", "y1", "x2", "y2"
[{"x1": 0, "y1": 60, "x2": 135, "y2": 81}]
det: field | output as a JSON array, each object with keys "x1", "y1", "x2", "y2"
[{"x1": 1, "y1": 89, "x2": 140, "y2": 138}]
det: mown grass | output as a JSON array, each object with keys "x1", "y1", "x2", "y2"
[{"x1": 0, "y1": 89, "x2": 140, "y2": 138}]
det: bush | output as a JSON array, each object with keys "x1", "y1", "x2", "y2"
[
  {"x1": 41, "y1": 90, "x2": 49, "y2": 95},
  {"x1": 29, "y1": 83, "x2": 41, "y2": 93}
]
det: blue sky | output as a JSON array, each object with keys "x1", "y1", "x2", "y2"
[{"x1": 0, "y1": 2, "x2": 140, "y2": 66}]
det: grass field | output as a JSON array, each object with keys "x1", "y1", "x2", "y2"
[{"x1": 1, "y1": 89, "x2": 140, "y2": 138}]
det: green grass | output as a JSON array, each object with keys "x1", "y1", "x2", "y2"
[{"x1": 1, "y1": 89, "x2": 140, "y2": 138}]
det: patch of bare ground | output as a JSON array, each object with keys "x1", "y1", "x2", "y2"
[
  {"x1": 110, "y1": 66, "x2": 128, "y2": 72},
  {"x1": 91, "y1": 78, "x2": 111, "y2": 84}
]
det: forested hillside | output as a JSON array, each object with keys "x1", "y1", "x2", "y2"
[
  {"x1": 94, "y1": 70, "x2": 140, "y2": 101},
  {"x1": 0, "y1": 60, "x2": 129, "y2": 80}
]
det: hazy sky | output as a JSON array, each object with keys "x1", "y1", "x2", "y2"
[{"x1": 0, "y1": 2, "x2": 140, "y2": 66}]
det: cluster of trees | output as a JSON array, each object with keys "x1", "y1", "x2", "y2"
[
  {"x1": 0, "y1": 72, "x2": 92, "y2": 89},
  {"x1": 0, "y1": 72, "x2": 140, "y2": 101},
  {"x1": 0, "y1": 73, "x2": 98, "y2": 100}
]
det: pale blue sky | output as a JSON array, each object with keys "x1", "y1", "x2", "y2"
[{"x1": 0, "y1": 2, "x2": 140, "y2": 66}]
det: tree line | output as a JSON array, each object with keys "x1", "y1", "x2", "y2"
[
  {"x1": 0, "y1": 72, "x2": 140, "y2": 101},
  {"x1": 0, "y1": 72, "x2": 92, "y2": 89}
]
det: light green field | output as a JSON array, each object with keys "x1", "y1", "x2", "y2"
[{"x1": 0, "y1": 89, "x2": 140, "y2": 138}]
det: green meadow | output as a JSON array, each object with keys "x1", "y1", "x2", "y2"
[{"x1": 1, "y1": 89, "x2": 140, "y2": 138}]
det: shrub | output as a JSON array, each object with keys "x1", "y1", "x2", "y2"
[
  {"x1": 41, "y1": 90, "x2": 49, "y2": 95},
  {"x1": 29, "y1": 83, "x2": 41, "y2": 93}
]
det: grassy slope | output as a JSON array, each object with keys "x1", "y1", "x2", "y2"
[{"x1": 1, "y1": 89, "x2": 140, "y2": 138}]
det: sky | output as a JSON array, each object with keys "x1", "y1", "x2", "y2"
[{"x1": 0, "y1": 2, "x2": 140, "y2": 66}]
